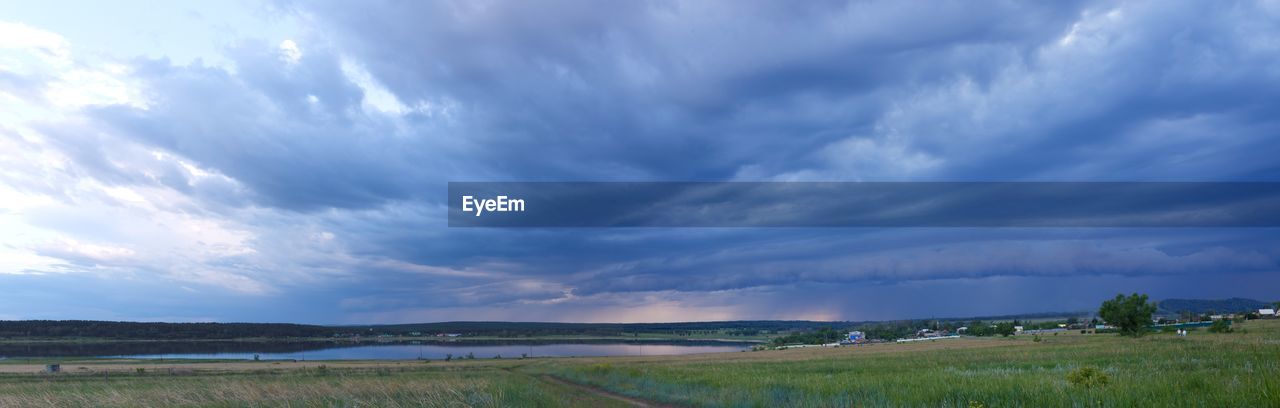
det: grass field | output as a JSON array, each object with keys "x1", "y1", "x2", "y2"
[{"x1": 2, "y1": 320, "x2": 1277, "y2": 407}]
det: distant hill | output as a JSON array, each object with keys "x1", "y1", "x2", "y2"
[
  {"x1": 1157, "y1": 298, "x2": 1273, "y2": 315},
  {"x1": 0, "y1": 320, "x2": 331, "y2": 340}
]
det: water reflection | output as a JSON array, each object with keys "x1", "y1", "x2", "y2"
[{"x1": 0, "y1": 340, "x2": 750, "y2": 360}]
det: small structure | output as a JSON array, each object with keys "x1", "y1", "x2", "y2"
[
  {"x1": 44, "y1": 364, "x2": 60, "y2": 373},
  {"x1": 1259, "y1": 309, "x2": 1276, "y2": 317},
  {"x1": 896, "y1": 335, "x2": 960, "y2": 343},
  {"x1": 845, "y1": 331, "x2": 865, "y2": 344},
  {"x1": 1023, "y1": 328, "x2": 1067, "y2": 335}
]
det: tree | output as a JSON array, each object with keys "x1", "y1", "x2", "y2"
[
  {"x1": 993, "y1": 322, "x2": 1016, "y2": 337},
  {"x1": 1208, "y1": 319, "x2": 1233, "y2": 333},
  {"x1": 1099, "y1": 293, "x2": 1157, "y2": 337}
]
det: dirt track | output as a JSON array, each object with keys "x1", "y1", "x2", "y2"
[{"x1": 538, "y1": 374, "x2": 675, "y2": 408}]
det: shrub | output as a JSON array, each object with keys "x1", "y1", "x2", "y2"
[
  {"x1": 1208, "y1": 320, "x2": 1233, "y2": 333},
  {"x1": 1067, "y1": 366, "x2": 1109, "y2": 388},
  {"x1": 1033, "y1": 335, "x2": 1042, "y2": 342}
]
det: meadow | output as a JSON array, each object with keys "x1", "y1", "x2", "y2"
[
  {"x1": 1, "y1": 320, "x2": 1277, "y2": 407},
  {"x1": 0, "y1": 364, "x2": 628, "y2": 407},
  {"x1": 533, "y1": 319, "x2": 1280, "y2": 407}
]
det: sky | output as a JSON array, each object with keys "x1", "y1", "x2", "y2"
[{"x1": 1, "y1": 0, "x2": 1278, "y2": 324}]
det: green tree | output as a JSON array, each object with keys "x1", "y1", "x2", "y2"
[
  {"x1": 993, "y1": 322, "x2": 1016, "y2": 337},
  {"x1": 1099, "y1": 293, "x2": 1157, "y2": 337},
  {"x1": 1208, "y1": 319, "x2": 1233, "y2": 333}
]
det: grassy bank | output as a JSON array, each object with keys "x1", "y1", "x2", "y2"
[{"x1": 1, "y1": 320, "x2": 1276, "y2": 406}]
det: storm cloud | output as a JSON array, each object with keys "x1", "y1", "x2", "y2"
[{"x1": 1, "y1": 1, "x2": 1278, "y2": 323}]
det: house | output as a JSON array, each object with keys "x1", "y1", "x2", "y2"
[
  {"x1": 1014, "y1": 326, "x2": 1024, "y2": 334},
  {"x1": 1259, "y1": 309, "x2": 1277, "y2": 317},
  {"x1": 845, "y1": 331, "x2": 865, "y2": 344}
]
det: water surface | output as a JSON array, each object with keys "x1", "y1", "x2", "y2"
[{"x1": 0, "y1": 340, "x2": 750, "y2": 360}]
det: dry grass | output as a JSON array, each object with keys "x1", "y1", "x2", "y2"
[{"x1": 0, "y1": 366, "x2": 626, "y2": 407}]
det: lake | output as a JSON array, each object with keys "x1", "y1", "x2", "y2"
[{"x1": 0, "y1": 340, "x2": 751, "y2": 360}]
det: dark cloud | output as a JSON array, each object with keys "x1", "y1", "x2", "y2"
[
  {"x1": 85, "y1": 48, "x2": 454, "y2": 211},
  {"x1": 6, "y1": 1, "x2": 1280, "y2": 322}
]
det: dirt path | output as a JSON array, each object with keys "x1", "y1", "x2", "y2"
[{"x1": 537, "y1": 374, "x2": 678, "y2": 408}]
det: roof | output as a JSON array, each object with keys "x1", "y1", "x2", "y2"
[{"x1": 1259, "y1": 309, "x2": 1276, "y2": 315}]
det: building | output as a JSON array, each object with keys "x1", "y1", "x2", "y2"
[
  {"x1": 846, "y1": 331, "x2": 865, "y2": 343},
  {"x1": 1259, "y1": 309, "x2": 1276, "y2": 317}
]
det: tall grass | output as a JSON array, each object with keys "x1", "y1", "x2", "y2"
[
  {"x1": 0, "y1": 368, "x2": 624, "y2": 407},
  {"x1": 534, "y1": 320, "x2": 1280, "y2": 407},
  {"x1": 3, "y1": 321, "x2": 1276, "y2": 406}
]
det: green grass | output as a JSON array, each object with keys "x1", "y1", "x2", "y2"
[
  {"x1": 530, "y1": 320, "x2": 1280, "y2": 407},
  {"x1": 3, "y1": 320, "x2": 1277, "y2": 406}
]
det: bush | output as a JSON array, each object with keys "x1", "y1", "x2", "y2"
[
  {"x1": 1067, "y1": 366, "x2": 1109, "y2": 388},
  {"x1": 1208, "y1": 320, "x2": 1233, "y2": 333}
]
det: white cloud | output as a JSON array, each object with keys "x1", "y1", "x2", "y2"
[
  {"x1": 278, "y1": 39, "x2": 302, "y2": 64},
  {"x1": 0, "y1": 21, "x2": 70, "y2": 65}
]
